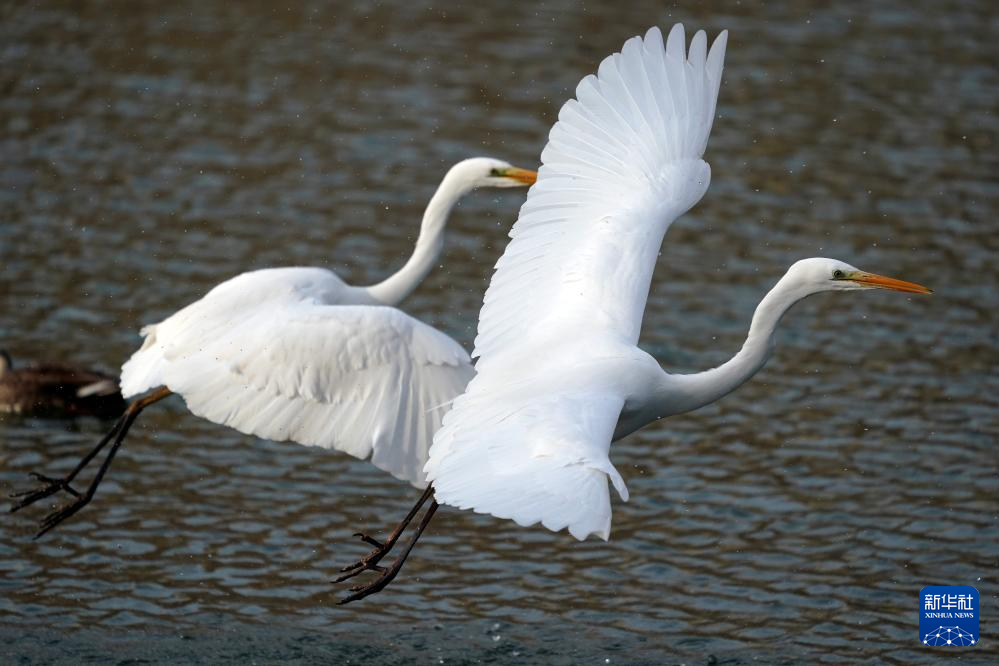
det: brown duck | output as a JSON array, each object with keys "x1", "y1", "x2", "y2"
[{"x1": 0, "y1": 350, "x2": 126, "y2": 418}]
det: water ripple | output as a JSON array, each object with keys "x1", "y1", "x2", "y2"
[{"x1": 2, "y1": 0, "x2": 997, "y2": 664}]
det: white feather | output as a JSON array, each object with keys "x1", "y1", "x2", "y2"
[
  {"x1": 427, "y1": 25, "x2": 728, "y2": 539},
  {"x1": 427, "y1": 387, "x2": 627, "y2": 540},
  {"x1": 121, "y1": 267, "x2": 473, "y2": 486}
]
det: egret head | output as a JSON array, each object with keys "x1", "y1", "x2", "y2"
[
  {"x1": 447, "y1": 157, "x2": 538, "y2": 190},
  {"x1": 787, "y1": 258, "x2": 932, "y2": 295}
]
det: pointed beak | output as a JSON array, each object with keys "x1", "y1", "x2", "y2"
[
  {"x1": 493, "y1": 166, "x2": 538, "y2": 185},
  {"x1": 847, "y1": 271, "x2": 933, "y2": 295}
]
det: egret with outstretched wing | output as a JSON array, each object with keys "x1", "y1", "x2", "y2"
[
  {"x1": 336, "y1": 25, "x2": 929, "y2": 603},
  {"x1": 10, "y1": 158, "x2": 536, "y2": 537}
]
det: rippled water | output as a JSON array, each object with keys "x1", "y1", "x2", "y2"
[{"x1": 2, "y1": 0, "x2": 996, "y2": 663}]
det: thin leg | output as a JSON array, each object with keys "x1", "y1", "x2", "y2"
[
  {"x1": 337, "y1": 497, "x2": 440, "y2": 605},
  {"x1": 8, "y1": 387, "x2": 172, "y2": 537},
  {"x1": 9, "y1": 412, "x2": 129, "y2": 511},
  {"x1": 333, "y1": 484, "x2": 434, "y2": 583}
]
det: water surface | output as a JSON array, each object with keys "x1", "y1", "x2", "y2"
[{"x1": 1, "y1": 0, "x2": 996, "y2": 663}]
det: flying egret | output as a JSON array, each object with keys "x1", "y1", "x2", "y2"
[
  {"x1": 334, "y1": 25, "x2": 931, "y2": 603},
  {"x1": 9, "y1": 157, "x2": 537, "y2": 537},
  {"x1": 0, "y1": 350, "x2": 125, "y2": 418}
]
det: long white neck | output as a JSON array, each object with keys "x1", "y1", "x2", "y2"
[
  {"x1": 366, "y1": 170, "x2": 475, "y2": 306},
  {"x1": 660, "y1": 274, "x2": 810, "y2": 416}
]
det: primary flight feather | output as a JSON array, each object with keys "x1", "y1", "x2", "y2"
[{"x1": 471, "y1": 26, "x2": 726, "y2": 365}]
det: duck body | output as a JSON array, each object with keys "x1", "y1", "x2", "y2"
[{"x1": 0, "y1": 350, "x2": 126, "y2": 418}]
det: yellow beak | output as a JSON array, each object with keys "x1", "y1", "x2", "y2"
[
  {"x1": 847, "y1": 272, "x2": 933, "y2": 295},
  {"x1": 496, "y1": 167, "x2": 538, "y2": 185}
]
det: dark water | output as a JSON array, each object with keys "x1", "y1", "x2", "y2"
[{"x1": 2, "y1": 0, "x2": 997, "y2": 663}]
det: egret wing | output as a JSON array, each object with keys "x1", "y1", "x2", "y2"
[
  {"x1": 473, "y1": 25, "x2": 727, "y2": 367},
  {"x1": 425, "y1": 384, "x2": 627, "y2": 540},
  {"x1": 428, "y1": 25, "x2": 728, "y2": 537},
  {"x1": 121, "y1": 268, "x2": 472, "y2": 486}
]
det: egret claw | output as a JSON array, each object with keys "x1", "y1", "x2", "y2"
[
  {"x1": 9, "y1": 473, "x2": 81, "y2": 513},
  {"x1": 332, "y1": 563, "x2": 386, "y2": 584},
  {"x1": 35, "y1": 495, "x2": 89, "y2": 539},
  {"x1": 353, "y1": 532, "x2": 384, "y2": 549}
]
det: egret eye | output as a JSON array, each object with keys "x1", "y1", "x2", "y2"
[{"x1": 832, "y1": 269, "x2": 845, "y2": 279}]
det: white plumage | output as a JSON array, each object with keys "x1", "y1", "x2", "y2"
[
  {"x1": 425, "y1": 25, "x2": 928, "y2": 547},
  {"x1": 472, "y1": 26, "x2": 725, "y2": 367},
  {"x1": 427, "y1": 25, "x2": 727, "y2": 537},
  {"x1": 11, "y1": 157, "x2": 541, "y2": 541},
  {"x1": 121, "y1": 268, "x2": 472, "y2": 485},
  {"x1": 15, "y1": 25, "x2": 930, "y2": 585},
  {"x1": 114, "y1": 158, "x2": 536, "y2": 487}
]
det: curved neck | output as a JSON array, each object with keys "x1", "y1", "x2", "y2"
[
  {"x1": 662, "y1": 275, "x2": 809, "y2": 415},
  {"x1": 365, "y1": 171, "x2": 474, "y2": 306}
]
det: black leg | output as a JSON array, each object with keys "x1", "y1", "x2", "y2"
[
  {"x1": 9, "y1": 387, "x2": 172, "y2": 537},
  {"x1": 337, "y1": 494, "x2": 440, "y2": 605},
  {"x1": 9, "y1": 412, "x2": 129, "y2": 512},
  {"x1": 333, "y1": 484, "x2": 434, "y2": 583}
]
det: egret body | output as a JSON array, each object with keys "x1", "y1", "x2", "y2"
[
  {"x1": 336, "y1": 25, "x2": 930, "y2": 603},
  {"x1": 10, "y1": 158, "x2": 536, "y2": 536}
]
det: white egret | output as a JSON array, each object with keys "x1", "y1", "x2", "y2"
[
  {"x1": 335, "y1": 25, "x2": 930, "y2": 603},
  {"x1": 9, "y1": 157, "x2": 537, "y2": 537}
]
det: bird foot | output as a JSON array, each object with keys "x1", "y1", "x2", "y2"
[
  {"x1": 337, "y1": 559, "x2": 405, "y2": 605},
  {"x1": 353, "y1": 532, "x2": 385, "y2": 549},
  {"x1": 331, "y1": 532, "x2": 394, "y2": 583},
  {"x1": 333, "y1": 488, "x2": 439, "y2": 604},
  {"x1": 8, "y1": 472, "x2": 81, "y2": 512},
  {"x1": 34, "y1": 494, "x2": 91, "y2": 539}
]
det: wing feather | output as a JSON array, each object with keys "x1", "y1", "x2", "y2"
[
  {"x1": 426, "y1": 388, "x2": 627, "y2": 540},
  {"x1": 121, "y1": 268, "x2": 473, "y2": 486},
  {"x1": 471, "y1": 25, "x2": 727, "y2": 367},
  {"x1": 429, "y1": 24, "x2": 728, "y2": 537}
]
